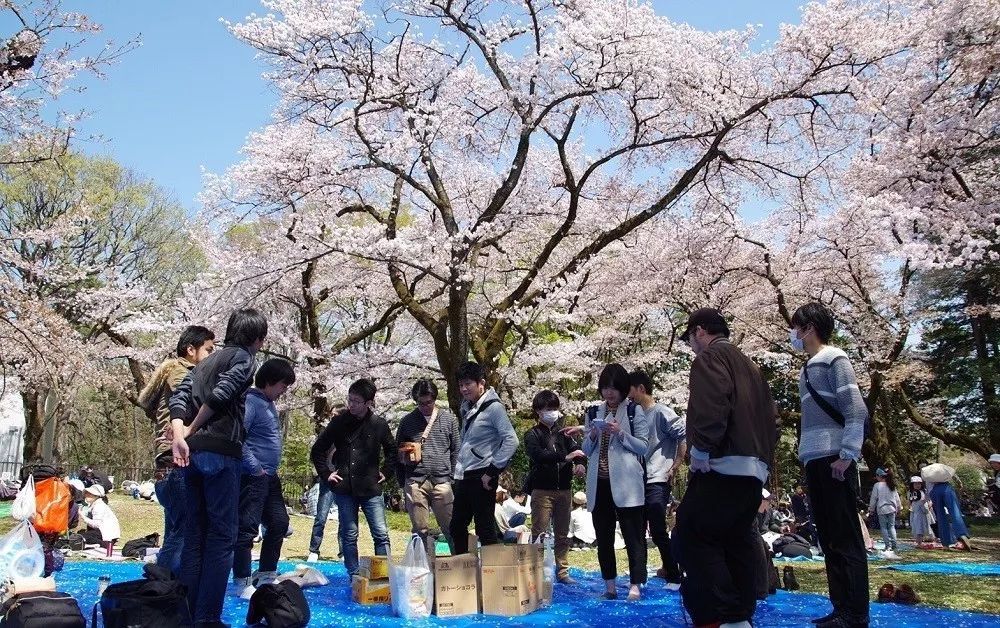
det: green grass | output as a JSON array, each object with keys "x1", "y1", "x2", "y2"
[{"x1": 5, "y1": 495, "x2": 1000, "y2": 616}]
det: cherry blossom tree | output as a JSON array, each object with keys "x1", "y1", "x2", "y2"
[
  {"x1": 0, "y1": 0, "x2": 137, "y2": 165},
  {"x1": 1, "y1": 155, "x2": 191, "y2": 460},
  {"x1": 219, "y1": 0, "x2": 914, "y2": 413}
]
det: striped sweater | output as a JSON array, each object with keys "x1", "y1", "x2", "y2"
[{"x1": 797, "y1": 346, "x2": 867, "y2": 464}]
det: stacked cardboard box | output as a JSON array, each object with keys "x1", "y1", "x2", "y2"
[
  {"x1": 352, "y1": 555, "x2": 391, "y2": 605},
  {"x1": 432, "y1": 552, "x2": 480, "y2": 617},
  {"x1": 479, "y1": 544, "x2": 545, "y2": 616}
]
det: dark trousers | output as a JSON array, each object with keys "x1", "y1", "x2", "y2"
[
  {"x1": 181, "y1": 451, "x2": 240, "y2": 624},
  {"x1": 234, "y1": 473, "x2": 289, "y2": 579},
  {"x1": 450, "y1": 470, "x2": 498, "y2": 555},
  {"x1": 593, "y1": 478, "x2": 647, "y2": 585},
  {"x1": 673, "y1": 471, "x2": 762, "y2": 625},
  {"x1": 806, "y1": 455, "x2": 869, "y2": 624},
  {"x1": 154, "y1": 468, "x2": 186, "y2": 576},
  {"x1": 645, "y1": 481, "x2": 680, "y2": 581}
]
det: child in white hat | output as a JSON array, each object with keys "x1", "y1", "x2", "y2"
[
  {"x1": 907, "y1": 476, "x2": 934, "y2": 547},
  {"x1": 81, "y1": 484, "x2": 121, "y2": 557}
]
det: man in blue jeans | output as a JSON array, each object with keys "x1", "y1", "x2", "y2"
[
  {"x1": 307, "y1": 468, "x2": 343, "y2": 562},
  {"x1": 309, "y1": 378, "x2": 396, "y2": 580},
  {"x1": 138, "y1": 325, "x2": 215, "y2": 576},
  {"x1": 170, "y1": 309, "x2": 267, "y2": 628}
]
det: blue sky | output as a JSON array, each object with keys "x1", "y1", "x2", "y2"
[{"x1": 53, "y1": 0, "x2": 806, "y2": 213}]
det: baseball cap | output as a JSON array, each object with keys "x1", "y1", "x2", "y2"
[{"x1": 679, "y1": 308, "x2": 729, "y2": 342}]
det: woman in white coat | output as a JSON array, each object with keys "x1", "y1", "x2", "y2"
[
  {"x1": 82, "y1": 484, "x2": 121, "y2": 556},
  {"x1": 583, "y1": 363, "x2": 649, "y2": 601}
]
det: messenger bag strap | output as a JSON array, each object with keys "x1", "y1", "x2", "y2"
[
  {"x1": 419, "y1": 408, "x2": 439, "y2": 443},
  {"x1": 803, "y1": 364, "x2": 846, "y2": 428}
]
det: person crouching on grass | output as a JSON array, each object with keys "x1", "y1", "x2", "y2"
[{"x1": 232, "y1": 358, "x2": 296, "y2": 599}]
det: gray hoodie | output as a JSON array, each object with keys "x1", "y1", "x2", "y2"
[{"x1": 455, "y1": 388, "x2": 518, "y2": 480}]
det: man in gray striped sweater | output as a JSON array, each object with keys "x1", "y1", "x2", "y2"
[
  {"x1": 396, "y1": 379, "x2": 460, "y2": 556},
  {"x1": 792, "y1": 302, "x2": 869, "y2": 628}
]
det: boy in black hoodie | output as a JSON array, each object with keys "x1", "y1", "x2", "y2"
[{"x1": 170, "y1": 308, "x2": 267, "y2": 628}]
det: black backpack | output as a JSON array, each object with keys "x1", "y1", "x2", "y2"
[
  {"x1": 121, "y1": 533, "x2": 161, "y2": 559},
  {"x1": 19, "y1": 464, "x2": 58, "y2": 485},
  {"x1": 0, "y1": 591, "x2": 86, "y2": 628},
  {"x1": 247, "y1": 580, "x2": 310, "y2": 628},
  {"x1": 92, "y1": 564, "x2": 191, "y2": 628},
  {"x1": 53, "y1": 533, "x2": 87, "y2": 551}
]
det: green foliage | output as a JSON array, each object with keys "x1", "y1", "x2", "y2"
[
  {"x1": 280, "y1": 409, "x2": 317, "y2": 485},
  {"x1": 955, "y1": 463, "x2": 985, "y2": 491},
  {"x1": 911, "y1": 266, "x2": 1000, "y2": 440},
  {"x1": 60, "y1": 382, "x2": 157, "y2": 473}
]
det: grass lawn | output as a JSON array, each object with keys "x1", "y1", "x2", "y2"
[{"x1": 4, "y1": 495, "x2": 999, "y2": 616}]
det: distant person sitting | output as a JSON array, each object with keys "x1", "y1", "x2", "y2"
[
  {"x1": 495, "y1": 490, "x2": 530, "y2": 543},
  {"x1": 80, "y1": 485, "x2": 120, "y2": 556},
  {"x1": 569, "y1": 492, "x2": 596, "y2": 549},
  {"x1": 500, "y1": 488, "x2": 531, "y2": 528}
]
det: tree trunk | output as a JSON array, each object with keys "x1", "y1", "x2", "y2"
[
  {"x1": 965, "y1": 277, "x2": 1000, "y2": 451},
  {"x1": 21, "y1": 387, "x2": 44, "y2": 463}
]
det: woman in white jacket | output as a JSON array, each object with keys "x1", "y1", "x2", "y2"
[
  {"x1": 583, "y1": 363, "x2": 649, "y2": 601},
  {"x1": 867, "y1": 468, "x2": 901, "y2": 558},
  {"x1": 82, "y1": 485, "x2": 121, "y2": 556}
]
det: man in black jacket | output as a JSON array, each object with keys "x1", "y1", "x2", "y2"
[
  {"x1": 169, "y1": 308, "x2": 267, "y2": 628},
  {"x1": 524, "y1": 389, "x2": 585, "y2": 585},
  {"x1": 309, "y1": 378, "x2": 396, "y2": 580}
]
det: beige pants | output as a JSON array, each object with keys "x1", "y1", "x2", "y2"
[
  {"x1": 404, "y1": 479, "x2": 455, "y2": 552},
  {"x1": 531, "y1": 488, "x2": 572, "y2": 579}
]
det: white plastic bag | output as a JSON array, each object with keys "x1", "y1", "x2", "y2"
[
  {"x1": 0, "y1": 520, "x2": 45, "y2": 580},
  {"x1": 11, "y1": 474, "x2": 35, "y2": 521},
  {"x1": 389, "y1": 535, "x2": 433, "y2": 619}
]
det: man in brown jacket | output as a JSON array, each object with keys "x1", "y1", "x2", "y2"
[
  {"x1": 137, "y1": 325, "x2": 215, "y2": 575},
  {"x1": 672, "y1": 308, "x2": 777, "y2": 628}
]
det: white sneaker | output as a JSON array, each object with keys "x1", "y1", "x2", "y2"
[
  {"x1": 665, "y1": 582, "x2": 681, "y2": 592},
  {"x1": 238, "y1": 584, "x2": 256, "y2": 600},
  {"x1": 882, "y1": 550, "x2": 900, "y2": 559},
  {"x1": 306, "y1": 552, "x2": 319, "y2": 563}
]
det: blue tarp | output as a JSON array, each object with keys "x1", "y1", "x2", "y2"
[
  {"x1": 58, "y1": 560, "x2": 1000, "y2": 627},
  {"x1": 880, "y1": 562, "x2": 1000, "y2": 578}
]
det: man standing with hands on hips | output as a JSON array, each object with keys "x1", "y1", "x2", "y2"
[
  {"x1": 449, "y1": 361, "x2": 519, "y2": 555},
  {"x1": 309, "y1": 378, "x2": 396, "y2": 581}
]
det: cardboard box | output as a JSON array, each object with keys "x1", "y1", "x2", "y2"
[
  {"x1": 359, "y1": 555, "x2": 390, "y2": 580},
  {"x1": 433, "y1": 553, "x2": 479, "y2": 617},
  {"x1": 352, "y1": 574, "x2": 391, "y2": 605},
  {"x1": 479, "y1": 544, "x2": 543, "y2": 616}
]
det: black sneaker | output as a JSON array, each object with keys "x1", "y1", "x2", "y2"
[{"x1": 811, "y1": 612, "x2": 837, "y2": 624}]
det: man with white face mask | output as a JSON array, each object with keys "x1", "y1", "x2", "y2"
[{"x1": 524, "y1": 389, "x2": 585, "y2": 585}]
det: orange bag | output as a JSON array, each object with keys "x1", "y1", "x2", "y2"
[{"x1": 33, "y1": 477, "x2": 70, "y2": 535}]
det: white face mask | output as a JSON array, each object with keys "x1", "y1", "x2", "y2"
[
  {"x1": 789, "y1": 328, "x2": 805, "y2": 352},
  {"x1": 540, "y1": 410, "x2": 560, "y2": 425}
]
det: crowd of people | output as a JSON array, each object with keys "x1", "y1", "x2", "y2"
[{"x1": 134, "y1": 302, "x2": 999, "y2": 628}]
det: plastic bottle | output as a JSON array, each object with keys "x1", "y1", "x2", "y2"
[{"x1": 541, "y1": 533, "x2": 555, "y2": 607}]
